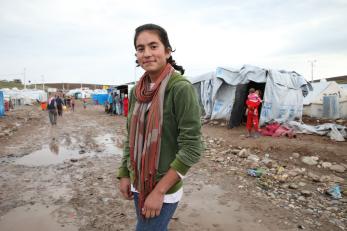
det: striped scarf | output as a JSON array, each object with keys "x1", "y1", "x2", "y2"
[{"x1": 129, "y1": 63, "x2": 174, "y2": 211}]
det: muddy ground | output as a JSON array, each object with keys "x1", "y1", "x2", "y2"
[{"x1": 0, "y1": 102, "x2": 346, "y2": 231}]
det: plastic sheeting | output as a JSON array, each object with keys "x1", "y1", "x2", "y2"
[
  {"x1": 92, "y1": 94, "x2": 108, "y2": 105},
  {"x1": 323, "y1": 95, "x2": 339, "y2": 119},
  {"x1": 259, "y1": 70, "x2": 305, "y2": 126},
  {"x1": 212, "y1": 65, "x2": 268, "y2": 121},
  {"x1": 211, "y1": 81, "x2": 236, "y2": 120},
  {"x1": 287, "y1": 121, "x2": 346, "y2": 141},
  {"x1": 188, "y1": 72, "x2": 215, "y2": 118},
  {"x1": 190, "y1": 65, "x2": 308, "y2": 126},
  {"x1": 216, "y1": 65, "x2": 267, "y2": 85},
  {"x1": 0, "y1": 89, "x2": 47, "y2": 106}
]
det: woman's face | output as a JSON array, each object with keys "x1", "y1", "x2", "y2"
[{"x1": 135, "y1": 30, "x2": 171, "y2": 78}]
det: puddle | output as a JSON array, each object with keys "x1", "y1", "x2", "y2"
[
  {"x1": 14, "y1": 134, "x2": 122, "y2": 166},
  {"x1": 14, "y1": 146, "x2": 89, "y2": 166},
  {"x1": 177, "y1": 184, "x2": 271, "y2": 231},
  {"x1": 0, "y1": 204, "x2": 78, "y2": 231},
  {"x1": 94, "y1": 133, "x2": 122, "y2": 155}
]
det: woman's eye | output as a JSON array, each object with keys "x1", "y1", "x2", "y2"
[
  {"x1": 151, "y1": 45, "x2": 157, "y2": 49},
  {"x1": 136, "y1": 48, "x2": 144, "y2": 52}
]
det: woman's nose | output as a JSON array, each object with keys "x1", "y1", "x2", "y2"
[{"x1": 143, "y1": 47, "x2": 151, "y2": 57}]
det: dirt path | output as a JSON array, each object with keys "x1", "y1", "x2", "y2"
[{"x1": 0, "y1": 103, "x2": 346, "y2": 230}]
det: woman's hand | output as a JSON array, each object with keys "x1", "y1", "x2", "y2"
[
  {"x1": 142, "y1": 189, "x2": 164, "y2": 218},
  {"x1": 119, "y1": 177, "x2": 133, "y2": 200}
]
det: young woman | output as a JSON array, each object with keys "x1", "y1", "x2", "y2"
[{"x1": 117, "y1": 24, "x2": 203, "y2": 230}]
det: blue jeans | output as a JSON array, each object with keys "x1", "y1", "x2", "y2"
[{"x1": 133, "y1": 192, "x2": 178, "y2": 231}]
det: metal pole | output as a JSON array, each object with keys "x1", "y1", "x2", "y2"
[
  {"x1": 311, "y1": 62, "x2": 313, "y2": 82},
  {"x1": 308, "y1": 60, "x2": 316, "y2": 82},
  {"x1": 42, "y1": 75, "x2": 45, "y2": 90},
  {"x1": 23, "y1": 68, "x2": 26, "y2": 89}
]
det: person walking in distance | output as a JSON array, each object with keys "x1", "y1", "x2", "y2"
[
  {"x1": 71, "y1": 96, "x2": 75, "y2": 112},
  {"x1": 117, "y1": 23, "x2": 203, "y2": 231},
  {"x1": 56, "y1": 95, "x2": 64, "y2": 116},
  {"x1": 83, "y1": 97, "x2": 87, "y2": 109},
  {"x1": 47, "y1": 95, "x2": 58, "y2": 125}
]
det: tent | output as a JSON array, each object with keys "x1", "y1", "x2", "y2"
[
  {"x1": 189, "y1": 71, "x2": 215, "y2": 117},
  {"x1": 0, "y1": 88, "x2": 47, "y2": 107},
  {"x1": 303, "y1": 79, "x2": 347, "y2": 119},
  {"x1": 189, "y1": 65, "x2": 309, "y2": 128},
  {"x1": 66, "y1": 88, "x2": 93, "y2": 99}
]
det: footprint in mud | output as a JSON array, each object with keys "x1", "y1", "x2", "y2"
[
  {"x1": 180, "y1": 203, "x2": 188, "y2": 211},
  {"x1": 188, "y1": 208, "x2": 200, "y2": 218}
]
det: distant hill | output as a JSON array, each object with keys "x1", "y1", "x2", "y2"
[
  {"x1": 0, "y1": 80, "x2": 24, "y2": 89},
  {"x1": 0, "y1": 80, "x2": 35, "y2": 90},
  {"x1": 0, "y1": 80, "x2": 106, "y2": 91}
]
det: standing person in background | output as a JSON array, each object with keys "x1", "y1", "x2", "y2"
[
  {"x1": 63, "y1": 94, "x2": 67, "y2": 107},
  {"x1": 119, "y1": 94, "x2": 124, "y2": 115},
  {"x1": 112, "y1": 93, "x2": 117, "y2": 115},
  {"x1": 123, "y1": 94, "x2": 128, "y2": 117},
  {"x1": 117, "y1": 23, "x2": 203, "y2": 231},
  {"x1": 71, "y1": 97, "x2": 75, "y2": 112},
  {"x1": 115, "y1": 94, "x2": 121, "y2": 115},
  {"x1": 47, "y1": 95, "x2": 57, "y2": 125},
  {"x1": 108, "y1": 92, "x2": 114, "y2": 114},
  {"x1": 83, "y1": 97, "x2": 87, "y2": 109},
  {"x1": 56, "y1": 95, "x2": 64, "y2": 116}
]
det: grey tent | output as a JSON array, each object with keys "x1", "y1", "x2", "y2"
[{"x1": 189, "y1": 65, "x2": 309, "y2": 128}]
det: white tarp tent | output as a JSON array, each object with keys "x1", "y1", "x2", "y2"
[
  {"x1": 189, "y1": 72, "x2": 215, "y2": 118},
  {"x1": 66, "y1": 88, "x2": 93, "y2": 99},
  {"x1": 189, "y1": 65, "x2": 309, "y2": 128},
  {"x1": 303, "y1": 79, "x2": 347, "y2": 119},
  {"x1": 0, "y1": 88, "x2": 47, "y2": 106},
  {"x1": 261, "y1": 70, "x2": 307, "y2": 125}
]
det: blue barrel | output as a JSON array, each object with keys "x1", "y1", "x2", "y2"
[{"x1": 0, "y1": 91, "x2": 4, "y2": 116}]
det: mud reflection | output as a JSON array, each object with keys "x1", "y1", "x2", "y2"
[
  {"x1": 14, "y1": 134, "x2": 122, "y2": 166},
  {"x1": 0, "y1": 204, "x2": 78, "y2": 231},
  {"x1": 49, "y1": 138, "x2": 59, "y2": 154}
]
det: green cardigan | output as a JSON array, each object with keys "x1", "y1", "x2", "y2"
[{"x1": 117, "y1": 72, "x2": 203, "y2": 194}]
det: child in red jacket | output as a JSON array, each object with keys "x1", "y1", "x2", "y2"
[{"x1": 246, "y1": 88, "x2": 262, "y2": 137}]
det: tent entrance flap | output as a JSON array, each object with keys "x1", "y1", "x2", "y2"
[
  {"x1": 228, "y1": 82, "x2": 266, "y2": 128},
  {"x1": 228, "y1": 84, "x2": 247, "y2": 128}
]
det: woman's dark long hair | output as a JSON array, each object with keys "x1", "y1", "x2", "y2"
[{"x1": 134, "y1": 23, "x2": 185, "y2": 75}]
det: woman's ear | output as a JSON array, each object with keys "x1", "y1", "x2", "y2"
[{"x1": 166, "y1": 49, "x2": 171, "y2": 59}]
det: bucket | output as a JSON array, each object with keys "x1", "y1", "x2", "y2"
[{"x1": 41, "y1": 102, "x2": 47, "y2": 110}]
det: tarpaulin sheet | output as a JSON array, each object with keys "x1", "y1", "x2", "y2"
[
  {"x1": 287, "y1": 121, "x2": 347, "y2": 141},
  {"x1": 260, "y1": 70, "x2": 305, "y2": 125}
]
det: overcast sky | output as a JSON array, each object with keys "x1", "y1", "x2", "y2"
[{"x1": 0, "y1": 0, "x2": 346, "y2": 85}]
